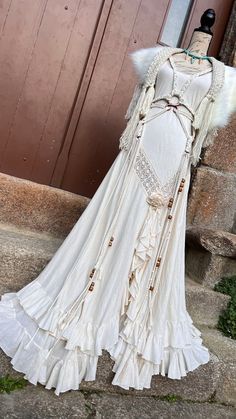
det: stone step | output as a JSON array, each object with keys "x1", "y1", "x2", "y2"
[
  {"x1": 0, "y1": 384, "x2": 235, "y2": 419},
  {"x1": 1, "y1": 328, "x2": 234, "y2": 406},
  {"x1": 0, "y1": 172, "x2": 89, "y2": 238},
  {"x1": 0, "y1": 225, "x2": 230, "y2": 328},
  {"x1": 0, "y1": 221, "x2": 234, "y2": 405},
  {"x1": 201, "y1": 326, "x2": 236, "y2": 407},
  {"x1": 0, "y1": 223, "x2": 63, "y2": 294},
  {"x1": 0, "y1": 348, "x2": 222, "y2": 404},
  {"x1": 185, "y1": 277, "x2": 230, "y2": 327},
  {"x1": 0, "y1": 225, "x2": 230, "y2": 324},
  {"x1": 186, "y1": 226, "x2": 236, "y2": 288}
]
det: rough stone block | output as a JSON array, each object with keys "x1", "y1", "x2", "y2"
[
  {"x1": 0, "y1": 384, "x2": 87, "y2": 418},
  {"x1": 0, "y1": 225, "x2": 63, "y2": 292},
  {"x1": 0, "y1": 172, "x2": 89, "y2": 238},
  {"x1": 185, "y1": 227, "x2": 236, "y2": 287},
  {"x1": 187, "y1": 166, "x2": 236, "y2": 232},
  {"x1": 186, "y1": 227, "x2": 236, "y2": 257},
  {"x1": 202, "y1": 114, "x2": 236, "y2": 173},
  {"x1": 186, "y1": 246, "x2": 236, "y2": 288},
  {"x1": 88, "y1": 393, "x2": 236, "y2": 418},
  {"x1": 186, "y1": 277, "x2": 230, "y2": 326},
  {"x1": 201, "y1": 327, "x2": 236, "y2": 407}
]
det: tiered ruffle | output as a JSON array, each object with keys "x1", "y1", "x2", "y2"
[
  {"x1": 0, "y1": 291, "x2": 119, "y2": 395},
  {"x1": 109, "y1": 315, "x2": 210, "y2": 390},
  {"x1": 0, "y1": 202, "x2": 210, "y2": 396},
  {"x1": 108, "y1": 203, "x2": 210, "y2": 389}
]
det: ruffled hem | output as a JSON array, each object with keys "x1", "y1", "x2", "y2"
[
  {"x1": 108, "y1": 339, "x2": 210, "y2": 390},
  {"x1": 109, "y1": 200, "x2": 210, "y2": 390},
  {"x1": 0, "y1": 290, "x2": 210, "y2": 395},
  {"x1": 108, "y1": 315, "x2": 210, "y2": 390},
  {"x1": 0, "y1": 292, "x2": 119, "y2": 396},
  {"x1": 0, "y1": 198, "x2": 210, "y2": 395},
  {"x1": 16, "y1": 280, "x2": 66, "y2": 334}
]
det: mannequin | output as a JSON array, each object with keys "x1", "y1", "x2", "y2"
[{"x1": 171, "y1": 9, "x2": 215, "y2": 73}]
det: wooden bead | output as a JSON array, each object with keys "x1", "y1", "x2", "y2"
[
  {"x1": 89, "y1": 268, "x2": 96, "y2": 278},
  {"x1": 168, "y1": 214, "x2": 172, "y2": 219},
  {"x1": 139, "y1": 111, "x2": 146, "y2": 119},
  {"x1": 156, "y1": 257, "x2": 161, "y2": 267},
  {"x1": 89, "y1": 281, "x2": 95, "y2": 291},
  {"x1": 108, "y1": 236, "x2": 114, "y2": 246}
]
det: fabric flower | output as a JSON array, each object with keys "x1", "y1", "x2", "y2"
[{"x1": 146, "y1": 190, "x2": 166, "y2": 209}]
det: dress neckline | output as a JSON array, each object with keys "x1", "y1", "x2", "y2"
[{"x1": 168, "y1": 55, "x2": 213, "y2": 77}]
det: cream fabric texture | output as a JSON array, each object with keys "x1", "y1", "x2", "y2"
[{"x1": 1, "y1": 45, "x2": 234, "y2": 396}]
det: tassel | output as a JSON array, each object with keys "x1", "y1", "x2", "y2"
[
  {"x1": 124, "y1": 82, "x2": 143, "y2": 121},
  {"x1": 202, "y1": 126, "x2": 219, "y2": 148},
  {"x1": 191, "y1": 97, "x2": 215, "y2": 166},
  {"x1": 119, "y1": 85, "x2": 147, "y2": 151},
  {"x1": 139, "y1": 84, "x2": 156, "y2": 119},
  {"x1": 192, "y1": 96, "x2": 209, "y2": 131}
]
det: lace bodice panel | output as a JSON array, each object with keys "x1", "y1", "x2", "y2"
[{"x1": 133, "y1": 58, "x2": 213, "y2": 201}]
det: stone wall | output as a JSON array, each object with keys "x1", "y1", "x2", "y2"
[
  {"x1": 219, "y1": 0, "x2": 236, "y2": 66},
  {"x1": 186, "y1": 113, "x2": 236, "y2": 287}
]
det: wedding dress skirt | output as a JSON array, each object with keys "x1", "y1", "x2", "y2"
[{"x1": 0, "y1": 57, "x2": 211, "y2": 395}]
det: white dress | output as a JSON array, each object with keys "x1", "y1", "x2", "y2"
[{"x1": 0, "y1": 54, "x2": 212, "y2": 395}]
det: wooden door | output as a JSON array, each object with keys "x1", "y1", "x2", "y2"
[
  {"x1": 0, "y1": 0, "x2": 108, "y2": 184},
  {"x1": 52, "y1": 0, "x2": 171, "y2": 197},
  {"x1": 0, "y1": 0, "x2": 233, "y2": 198}
]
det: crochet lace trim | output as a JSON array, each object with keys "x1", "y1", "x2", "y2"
[{"x1": 133, "y1": 146, "x2": 178, "y2": 199}]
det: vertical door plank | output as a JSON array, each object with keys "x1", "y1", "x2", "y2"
[
  {"x1": 50, "y1": 0, "x2": 113, "y2": 187},
  {"x1": 0, "y1": 0, "x2": 79, "y2": 179},
  {"x1": 30, "y1": 0, "x2": 104, "y2": 184},
  {"x1": 0, "y1": 0, "x2": 12, "y2": 33},
  {"x1": 0, "y1": 0, "x2": 48, "y2": 161},
  {"x1": 61, "y1": 0, "x2": 170, "y2": 197}
]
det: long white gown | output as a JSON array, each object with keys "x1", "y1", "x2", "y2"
[{"x1": 0, "y1": 53, "x2": 212, "y2": 395}]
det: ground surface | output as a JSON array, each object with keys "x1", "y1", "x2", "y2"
[{"x1": 0, "y1": 385, "x2": 236, "y2": 419}]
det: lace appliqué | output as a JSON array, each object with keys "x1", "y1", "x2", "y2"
[{"x1": 134, "y1": 147, "x2": 178, "y2": 206}]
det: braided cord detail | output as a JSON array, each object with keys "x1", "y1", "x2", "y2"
[
  {"x1": 144, "y1": 47, "x2": 178, "y2": 88},
  {"x1": 205, "y1": 57, "x2": 225, "y2": 101}
]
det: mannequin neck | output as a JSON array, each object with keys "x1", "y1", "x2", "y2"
[
  {"x1": 186, "y1": 30, "x2": 212, "y2": 57},
  {"x1": 171, "y1": 31, "x2": 213, "y2": 72}
]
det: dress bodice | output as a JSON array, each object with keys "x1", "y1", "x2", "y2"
[
  {"x1": 136, "y1": 57, "x2": 214, "y2": 190},
  {"x1": 153, "y1": 57, "x2": 213, "y2": 116}
]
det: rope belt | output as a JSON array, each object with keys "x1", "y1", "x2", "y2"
[
  {"x1": 142, "y1": 97, "x2": 194, "y2": 153},
  {"x1": 151, "y1": 98, "x2": 194, "y2": 120}
]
